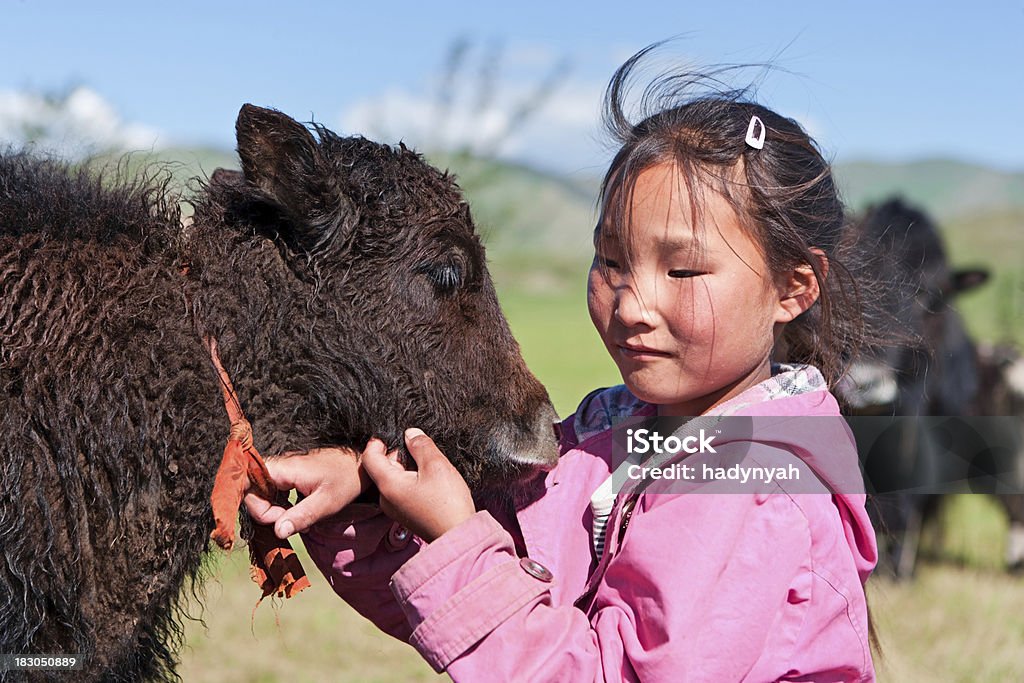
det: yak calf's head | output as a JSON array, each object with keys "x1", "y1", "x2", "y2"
[{"x1": 194, "y1": 104, "x2": 559, "y2": 494}]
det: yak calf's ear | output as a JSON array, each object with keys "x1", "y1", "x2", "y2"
[
  {"x1": 235, "y1": 104, "x2": 327, "y2": 224},
  {"x1": 951, "y1": 268, "x2": 990, "y2": 294},
  {"x1": 235, "y1": 104, "x2": 355, "y2": 256}
]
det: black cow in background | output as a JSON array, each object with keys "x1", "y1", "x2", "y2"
[{"x1": 838, "y1": 197, "x2": 991, "y2": 578}]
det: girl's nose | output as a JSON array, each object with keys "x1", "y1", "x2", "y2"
[{"x1": 613, "y1": 283, "x2": 657, "y2": 328}]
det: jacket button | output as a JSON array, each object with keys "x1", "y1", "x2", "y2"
[
  {"x1": 385, "y1": 523, "x2": 412, "y2": 551},
  {"x1": 519, "y1": 557, "x2": 553, "y2": 582}
]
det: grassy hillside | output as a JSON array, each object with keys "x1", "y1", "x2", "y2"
[
  {"x1": 835, "y1": 160, "x2": 1024, "y2": 346},
  {"x1": 428, "y1": 151, "x2": 598, "y2": 297},
  {"x1": 943, "y1": 208, "x2": 1024, "y2": 345},
  {"x1": 835, "y1": 159, "x2": 1024, "y2": 220},
  {"x1": 90, "y1": 145, "x2": 237, "y2": 184}
]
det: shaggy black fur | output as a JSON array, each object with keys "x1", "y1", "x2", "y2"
[{"x1": 0, "y1": 105, "x2": 557, "y2": 681}]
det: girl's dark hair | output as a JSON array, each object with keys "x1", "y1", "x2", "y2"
[{"x1": 597, "y1": 45, "x2": 886, "y2": 387}]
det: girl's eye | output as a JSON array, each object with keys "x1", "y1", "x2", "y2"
[
  {"x1": 668, "y1": 269, "x2": 703, "y2": 279},
  {"x1": 598, "y1": 256, "x2": 621, "y2": 269}
]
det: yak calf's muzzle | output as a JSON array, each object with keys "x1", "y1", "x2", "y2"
[{"x1": 493, "y1": 401, "x2": 561, "y2": 474}]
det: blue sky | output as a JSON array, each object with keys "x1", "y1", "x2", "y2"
[{"x1": 2, "y1": 0, "x2": 1022, "y2": 174}]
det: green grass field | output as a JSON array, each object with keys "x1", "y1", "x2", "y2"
[
  {"x1": 178, "y1": 544, "x2": 439, "y2": 683},
  {"x1": 179, "y1": 499, "x2": 1024, "y2": 683},
  {"x1": 870, "y1": 495, "x2": 1024, "y2": 683},
  {"x1": 943, "y1": 209, "x2": 1024, "y2": 346},
  {"x1": 179, "y1": 495, "x2": 1024, "y2": 683}
]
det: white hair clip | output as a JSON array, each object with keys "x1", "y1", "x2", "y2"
[{"x1": 745, "y1": 115, "x2": 765, "y2": 150}]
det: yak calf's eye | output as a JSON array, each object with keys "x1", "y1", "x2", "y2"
[
  {"x1": 418, "y1": 262, "x2": 463, "y2": 293},
  {"x1": 435, "y1": 264, "x2": 462, "y2": 290}
]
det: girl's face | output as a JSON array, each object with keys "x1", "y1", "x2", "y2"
[{"x1": 588, "y1": 162, "x2": 792, "y2": 416}]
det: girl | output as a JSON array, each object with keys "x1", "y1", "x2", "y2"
[{"x1": 246, "y1": 47, "x2": 878, "y2": 681}]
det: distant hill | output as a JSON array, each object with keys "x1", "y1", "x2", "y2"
[
  {"x1": 100, "y1": 146, "x2": 1023, "y2": 245},
  {"x1": 426, "y1": 152, "x2": 597, "y2": 288},
  {"x1": 434, "y1": 155, "x2": 1024, "y2": 344},
  {"x1": 440, "y1": 156, "x2": 1024, "y2": 251},
  {"x1": 118, "y1": 146, "x2": 599, "y2": 279},
  {"x1": 88, "y1": 146, "x2": 237, "y2": 195},
  {"x1": 834, "y1": 159, "x2": 1024, "y2": 221}
]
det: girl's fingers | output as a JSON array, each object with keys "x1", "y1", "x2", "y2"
[
  {"x1": 361, "y1": 438, "x2": 406, "y2": 489},
  {"x1": 264, "y1": 447, "x2": 358, "y2": 492},
  {"x1": 403, "y1": 428, "x2": 444, "y2": 469},
  {"x1": 245, "y1": 486, "x2": 336, "y2": 539},
  {"x1": 243, "y1": 492, "x2": 288, "y2": 526},
  {"x1": 272, "y1": 488, "x2": 341, "y2": 539}
]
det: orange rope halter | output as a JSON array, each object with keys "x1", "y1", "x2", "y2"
[{"x1": 206, "y1": 335, "x2": 310, "y2": 601}]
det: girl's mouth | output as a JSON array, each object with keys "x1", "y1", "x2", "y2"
[{"x1": 618, "y1": 343, "x2": 672, "y2": 359}]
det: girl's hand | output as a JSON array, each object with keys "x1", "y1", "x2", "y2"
[
  {"x1": 243, "y1": 446, "x2": 370, "y2": 539},
  {"x1": 362, "y1": 428, "x2": 476, "y2": 543}
]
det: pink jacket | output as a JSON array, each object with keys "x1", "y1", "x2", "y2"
[{"x1": 302, "y1": 383, "x2": 877, "y2": 682}]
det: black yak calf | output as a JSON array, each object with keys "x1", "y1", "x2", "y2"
[{"x1": 0, "y1": 105, "x2": 558, "y2": 681}]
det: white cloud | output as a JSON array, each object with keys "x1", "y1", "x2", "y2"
[
  {"x1": 340, "y1": 78, "x2": 609, "y2": 174},
  {"x1": 0, "y1": 86, "x2": 164, "y2": 158}
]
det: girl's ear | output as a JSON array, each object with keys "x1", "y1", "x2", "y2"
[{"x1": 775, "y1": 248, "x2": 827, "y2": 323}]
